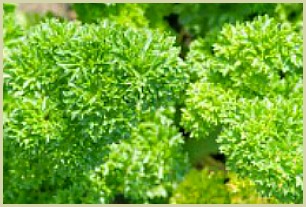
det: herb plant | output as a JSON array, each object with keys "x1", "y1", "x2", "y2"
[
  {"x1": 182, "y1": 15, "x2": 303, "y2": 203},
  {"x1": 4, "y1": 18, "x2": 188, "y2": 203}
]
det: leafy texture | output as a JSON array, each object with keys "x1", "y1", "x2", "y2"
[
  {"x1": 218, "y1": 95, "x2": 303, "y2": 203},
  {"x1": 182, "y1": 16, "x2": 303, "y2": 203},
  {"x1": 90, "y1": 107, "x2": 189, "y2": 203},
  {"x1": 4, "y1": 19, "x2": 188, "y2": 203},
  {"x1": 4, "y1": 3, "x2": 303, "y2": 204},
  {"x1": 187, "y1": 15, "x2": 302, "y2": 93},
  {"x1": 182, "y1": 82, "x2": 237, "y2": 139},
  {"x1": 3, "y1": 3, "x2": 25, "y2": 123},
  {"x1": 3, "y1": 3, "x2": 24, "y2": 47}
]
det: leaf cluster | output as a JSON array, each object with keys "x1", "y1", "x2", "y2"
[
  {"x1": 4, "y1": 18, "x2": 188, "y2": 203},
  {"x1": 182, "y1": 15, "x2": 303, "y2": 203},
  {"x1": 90, "y1": 107, "x2": 189, "y2": 203}
]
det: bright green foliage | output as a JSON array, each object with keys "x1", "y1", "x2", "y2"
[
  {"x1": 4, "y1": 3, "x2": 303, "y2": 204},
  {"x1": 182, "y1": 16, "x2": 303, "y2": 203},
  {"x1": 3, "y1": 3, "x2": 25, "y2": 118},
  {"x1": 3, "y1": 3, "x2": 24, "y2": 47},
  {"x1": 218, "y1": 94, "x2": 303, "y2": 203},
  {"x1": 187, "y1": 15, "x2": 302, "y2": 97},
  {"x1": 4, "y1": 19, "x2": 188, "y2": 203},
  {"x1": 90, "y1": 107, "x2": 189, "y2": 203},
  {"x1": 182, "y1": 82, "x2": 237, "y2": 139},
  {"x1": 170, "y1": 168, "x2": 278, "y2": 204}
]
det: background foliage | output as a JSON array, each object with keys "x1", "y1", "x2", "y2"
[{"x1": 170, "y1": 168, "x2": 279, "y2": 204}]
